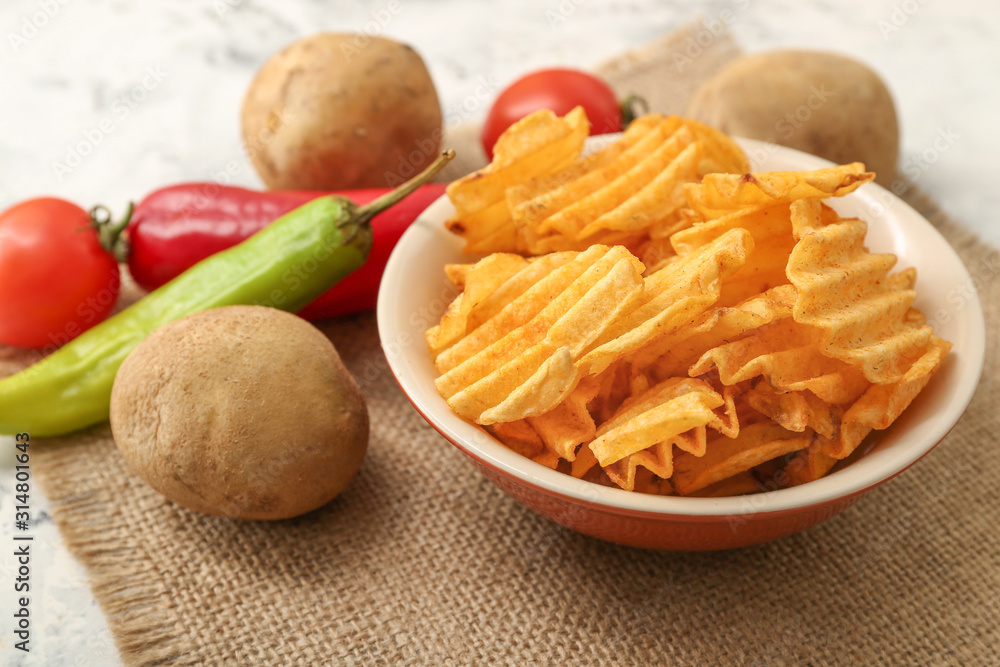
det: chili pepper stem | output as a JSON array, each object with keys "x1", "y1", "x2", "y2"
[{"x1": 355, "y1": 150, "x2": 455, "y2": 225}]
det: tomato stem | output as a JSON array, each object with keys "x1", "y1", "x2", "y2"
[
  {"x1": 92, "y1": 203, "x2": 133, "y2": 263},
  {"x1": 620, "y1": 95, "x2": 650, "y2": 127}
]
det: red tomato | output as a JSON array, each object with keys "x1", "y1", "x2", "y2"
[
  {"x1": 481, "y1": 68, "x2": 621, "y2": 159},
  {"x1": 0, "y1": 198, "x2": 120, "y2": 349}
]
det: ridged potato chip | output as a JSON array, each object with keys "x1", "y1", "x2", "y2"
[
  {"x1": 787, "y1": 215, "x2": 933, "y2": 384},
  {"x1": 673, "y1": 423, "x2": 813, "y2": 495},
  {"x1": 437, "y1": 245, "x2": 645, "y2": 424},
  {"x1": 428, "y1": 115, "x2": 950, "y2": 498},
  {"x1": 685, "y1": 163, "x2": 874, "y2": 219},
  {"x1": 445, "y1": 107, "x2": 589, "y2": 252}
]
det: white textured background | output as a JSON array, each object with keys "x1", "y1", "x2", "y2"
[{"x1": 0, "y1": 1, "x2": 997, "y2": 664}]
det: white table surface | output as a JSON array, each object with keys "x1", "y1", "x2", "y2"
[{"x1": 0, "y1": 1, "x2": 997, "y2": 664}]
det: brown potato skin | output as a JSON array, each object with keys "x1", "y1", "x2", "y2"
[
  {"x1": 242, "y1": 33, "x2": 443, "y2": 190},
  {"x1": 687, "y1": 51, "x2": 899, "y2": 185},
  {"x1": 110, "y1": 306, "x2": 369, "y2": 520}
]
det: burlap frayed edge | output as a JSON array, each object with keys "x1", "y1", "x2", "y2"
[{"x1": 35, "y1": 432, "x2": 194, "y2": 667}]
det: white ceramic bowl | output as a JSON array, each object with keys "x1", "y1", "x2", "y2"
[{"x1": 376, "y1": 137, "x2": 986, "y2": 550}]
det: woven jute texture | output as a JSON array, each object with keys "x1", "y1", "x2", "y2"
[{"x1": 8, "y1": 23, "x2": 998, "y2": 666}]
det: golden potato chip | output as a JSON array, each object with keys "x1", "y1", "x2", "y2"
[
  {"x1": 785, "y1": 439, "x2": 838, "y2": 486},
  {"x1": 464, "y1": 251, "x2": 576, "y2": 334},
  {"x1": 445, "y1": 107, "x2": 589, "y2": 252},
  {"x1": 443, "y1": 263, "x2": 474, "y2": 291},
  {"x1": 526, "y1": 376, "x2": 600, "y2": 461},
  {"x1": 538, "y1": 125, "x2": 696, "y2": 239},
  {"x1": 579, "y1": 227, "x2": 754, "y2": 376},
  {"x1": 575, "y1": 142, "x2": 700, "y2": 239},
  {"x1": 531, "y1": 446, "x2": 563, "y2": 470},
  {"x1": 687, "y1": 471, "x2": 763, "y2": 497},
  {"x1": 434, "y1": 246, "x2": 608, "y2": 375},
  {"x1": 630, "y1": 469, "x2": 675, "y2": 496},
  {"x1": 436, "y1": 246, "x2": 645, "y2": 424},
  {"x1": 689, "y1": 318, "x2": 871, "y2": 405},
  {"x1": 486, "y1": 420, "x2": 545, "y2": 460},
  {"x1": 715, "y1": 233, "x2": 796, "y2": 307},
  {"x1": 507, "y1": 114, "x2": 668, "y2": 230},
  {"x1": 673, "y1": 423, "x2": 813, "y2": 495},
  {"x1": 604, "y1": 440, "x2": 675, "y2": 492},
  {"x1": 685, "y1": 163, "x2": 874, "y2": 218},
  {"x1": 821, "y1": 335, "x2": 952, "y2": 459},
  {"x1": 571, "y1": 440, "x2": 600, "y2": 479},
  {"x1": 787, "y1": 217, "x2": 933, "y2": 384},
  {"x1": 587, "y1": 378, "x2": 726, "y2": 467},
  {"x1": 637, "y1": 236, "x2": 678, "y2": 274},
  {"x1": 683, "y1": 117, "x2": 751, "y2": 176},
  {"x1": 449, "y1": 108, "x2": 589, "y2": 212},
  {"x1": 640, "y1": 285, "x2": 796, "y2": 380},
  {"x1": 670, "y1": 204, "x2": 790, "y2": 256},
  {"x1": 747, "y1": 381, "x2": 840, "y2": 440},
  {"x1": 426, "y1": 254, "x2": 528, "y2": 356}
]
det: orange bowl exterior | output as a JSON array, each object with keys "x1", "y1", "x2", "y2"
[
  {"x1": 394, "y1": 364, "x2": 951, "y2": 551},
  {"x1": 471, "y1": 457, "x2": 864, "y2": 551}
]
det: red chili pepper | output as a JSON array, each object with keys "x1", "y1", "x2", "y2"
[{"x1": 98, "y1": 182, "x2": 446, "y2": 320}]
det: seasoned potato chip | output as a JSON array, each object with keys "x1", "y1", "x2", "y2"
[
  {"x1": 604, "y1": 440, "x2": 676, "y2": 492},
  {"x1": 527, "y1": 376, "x2": 600, "y2": 461},
  {"x1": 428, "y1": 116, "x2": 949, "y2": 497},
  {"x1": 689, "y1": 318, "x2": 871, "y2": 405},
  {"x1": 673, "y1": 423, "x2": 813, "y2": 495},
  {"x1": 445, "y1": 107, "x2": 589, "y2": 252},
  {"x1": 821, "y1": 335, "x2": 952, "y2": 459},
  {"x1": 685, "y1": 163, "x2": 874, "y2": 218},
  {"x1": 437, "y1": 246, "x2": 645, "y2": 424},
  {"x1": 426, "y1": 254, "x2": 528, "y2": 357},
  {"x1": 640, "y1": 285, "x2": 796, "y2": 380},
  {"x1": 587, "y1": 378, "x2": 726, "y2": 467},
  {"x1": 747, "y1": 381, "x2": 840, "y2": 440},
  {"x1": 683, "y1": 117, "x2": 751, "y2": 176},
  {"x1": 787, "y1": 217, "x2": 933, "y2": 384},
  {"x1": 507, "y1": 115, "x2": 668, "y2": 230},
  {"x1": 486, "y1": 420, "x2": 545, "y2": 460},
  {"x1": 444, "y1": 263, "x2": 474, "y2": 290},
  {"x1": 785, "y1": 439, "x2": 838, "y2": 486},
  {"x1": 579, "y1": 228, "x2": 753, "y2": 376},
  {"x1": 688, "y1": 471, "x2": 762, "y2": 497},
  {"x1": 541, "y1": 125, "x2": 696, "y2": 239}
]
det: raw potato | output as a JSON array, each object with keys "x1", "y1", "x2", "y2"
[
  {"x1": 242, "y1": 33, "x2": 443, "y2": 190},
  {"x1": 687, "y1": 51, "x2": 899, "y2": 185},
  {"x1": 110, "y1": 306, "x2": 369, "y2": 520}
]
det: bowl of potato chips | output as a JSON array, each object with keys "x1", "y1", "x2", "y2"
[{"x1": 378, "y1": 111, "x2": 985, "y2": 550}]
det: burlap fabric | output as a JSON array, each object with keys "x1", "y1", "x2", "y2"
[{"x1": 7, "y1": 24, "x2": 998, "y2": 666}]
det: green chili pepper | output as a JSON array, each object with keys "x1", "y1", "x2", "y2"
[{"x1": 0, "y1": 150, "x2": 455, "y2": 437}]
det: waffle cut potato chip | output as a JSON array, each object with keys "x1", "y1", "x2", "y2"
[
  {"x1": 434, "y1": 245, "x2": 646, "y2": 424},
  {"x1": 446, "y1": 111, "x2": 750, "y2": 256},
  {"x1": 786, "y1": 199, "x2": 933, "y2": 384},
  {"x1": 429, "y1": 117, "x2": 951, "y2": 498},
  {"x1": 445, "y1": 107, "x2": 589, "y2": 253}
]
